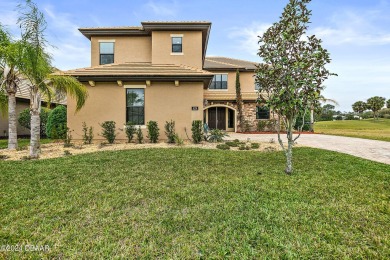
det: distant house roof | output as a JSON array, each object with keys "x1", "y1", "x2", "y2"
[
  {"x1": 60, "y1": 62, "x2": 215, "y2": 87},
  {"x1": 14, "y1": 78, "x2": 67, "y2": 105},
  {"x1": 79, "y1": 21, "x2": 212, "y2": 62},
  {"x1": 204, "y1": 57, "x2": 259, "y2": 71}
]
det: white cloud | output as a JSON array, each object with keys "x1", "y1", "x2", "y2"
[
  {"x1": 145, "y1": 0, "x2": 179, "y2": 16},
  {"x1": 228, "y1": 22, "x2": 271, "y2": 57},
  {"x1": 42, "y1": 5, "x2": 90, "y2": 70},
  {"x1": 310, "y1": 9, "x2": 390, "y2": 46}
]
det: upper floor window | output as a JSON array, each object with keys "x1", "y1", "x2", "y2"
[
  {"x1": 209, "y1": 74, "x2": 228, "y2": 90},
  {"x1": 100, "y1": 42, "x2": 114, "y2": 65},
  {"x1": 256, "y1": 106, "x2": 270, "y2": 120},
  {"x1": 172, "y1": 37, "x2": 182, "y2": 53}
]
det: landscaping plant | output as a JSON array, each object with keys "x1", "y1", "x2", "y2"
[
  {"x1": 191, "y1": 120, "x2": 203, "y2": 144},
  {"x1": 164, "y1": 120, "x2": 176, "y2": 143},
  {"x1": 256, "y1": 0, "x2": 336, "y2": 174},
  {"x1": 82, "y1": 122, "x2": 93, "y2": 144},
  {"x1": 100, "y1": 121, "x2": 116, "y2": 144},
  {"x1": 46, "y1": 105, "x2": 67, "y2": 139},
  {"x1": 147, "y1": 120, "x2": 159, "y2": 143},
  {"x1": 235, "y1": 69, "x2": 244, "y2": 130},
  {"x1": 125, "y1": 121, "x2": 136, "y2": 143},
  {"x1": 207, "y1": 129, "x2": 229, "y2": 143},
  {"x1": 63, "y1": 127, "x2": 73, "y2": 147},
  {"x1": 136, "y1": 126, "x2": 143, "y2": 144}
]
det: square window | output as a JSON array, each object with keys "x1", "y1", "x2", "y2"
[{"x1": 209, "y1": 74, "x2": 228, "y2": 90}]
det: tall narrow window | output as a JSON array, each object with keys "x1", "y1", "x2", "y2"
[
  {"x1": 172, "y1": 37, "x2": 182, "y2": 53},
  {"x1": 126, "y1": 89, "x2": 145, "y2": 125},
  {"x1": 209, "y1": 74, "x2": 228, "y2": 90},
  {"x1": 100, "y1": 42, "x2": 114, "y2": 65},
  {"x1": 256, "y1": 106, "x2": 270, "y2": 120}
]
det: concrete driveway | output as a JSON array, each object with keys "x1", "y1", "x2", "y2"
[{"x1": 227, "y1": 133, "x2": 390, "y2": 165}]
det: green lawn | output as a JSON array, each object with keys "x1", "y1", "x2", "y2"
[
  {"x1": 315, "y1": 119, "x2": 390, "y2": 141},
  {"x1": 1, "y1": 148, "x2": 389, "y2": 258},
  {"x1": 0, "y1": 138, "x2": 54, "y2": 149}
]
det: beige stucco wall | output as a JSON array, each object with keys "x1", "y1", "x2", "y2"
[
  {"x1": 0, "y1": 100, "x2": 31, "y2": 136},
  {"x1": 67, "y1": 82, "x2": 204, "y2": 140},
  {"x1": 204, "y1": 70, "x2": 257, "y2": 95},
  {"x1": 151, "y1": 31, "x2": 203, "y2": 68},
  {"x1": 91, "y1": 36, "x2": 152, "y2": 67}
]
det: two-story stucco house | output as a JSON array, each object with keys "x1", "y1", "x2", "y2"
[{"x1": 63, "y1": 21, "x2": 270, "y2": 140}]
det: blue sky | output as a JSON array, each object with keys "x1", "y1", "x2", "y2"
[{"x1": 1, "y1": 0, "x2": 389, "y2": 111}]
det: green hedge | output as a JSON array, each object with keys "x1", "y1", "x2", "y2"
[{"x1": 46, "y1": 105, "x2": 67, "y2": 139}]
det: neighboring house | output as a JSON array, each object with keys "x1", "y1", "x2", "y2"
[
  {"x1": 0, "y1": 79, "x2": 66, "y2": 137},
  {"x1": 62, "y1": 21, "x2": 267, "y2": 140}
]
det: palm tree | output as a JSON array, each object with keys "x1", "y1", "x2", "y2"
[
  {"x1": 310, "y1": 96, "x2": 339, "y2": 132},
  {"x1": 0, "y1": 25, "x2": 22, "y2": 150},
  {"x1": 15, "y1": 0, "x2": 88, "y2": 158}
]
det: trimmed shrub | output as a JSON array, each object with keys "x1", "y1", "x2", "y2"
[
  {"x1": 147, "y1": 121, "x2": 159, "y2": 143},
  {"x1": 82, "y1": 122, "x2": 93, "y2": 144},
  {"x1": 18, "y1": 107, "x2": 51, "y2": 136},
  {"x1": 251, "y1": 143, "x2": 260, "y2": 149},
  {"x1": 46, "y1": 105, "x2": 66, "y2": 139},
  {"x1": 256, "y1": 121, "x2": 267, "y2": 132},
  {"x1": 191, "y1": 120, "x2": 203, "y2": 144},
  {"x1": 136, "y1": 126, "x2": 143, "y2": 144},
  {"x1": 125, "y1": 121, "x2": 136, "y2": 143},
  {"x1": 165, "y1": 120, "x2": 176, "y2": 144},
  {"x1": 216, "y1": 143, "x2": 230, "y2": 150},
  {"x1": 225, "y1": 141, "x2": 239, "y2": 147},
  {"x1": 100, "y1": 121, "x2": 116, "y2": 144}
]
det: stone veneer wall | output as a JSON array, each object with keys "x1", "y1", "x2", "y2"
[{"x1": 204, "y1": 101, "x2": 271, "y2": 132}]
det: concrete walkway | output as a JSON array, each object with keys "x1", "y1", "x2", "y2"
[{"x1": 227, "y1": 133, "x2": 390, "y2": 165}]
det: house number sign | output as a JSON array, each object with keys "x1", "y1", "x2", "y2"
[{"x1": 192, "y1": 106, "x2": 199, "y2": 111}]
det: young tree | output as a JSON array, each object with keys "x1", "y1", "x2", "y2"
[
  {"x1": 366, "y1": 96, "x2": 385, "y2": 120},
  {"x1": 15, "y1": 0, "x2": 88, "y2": 158},
  {"x1": 235, "y1": 69, "x2": 244, "y2": 131},
  {"x1": 352, "y1": 101, "x2": 367, "y2": 116},
  {"x1": 256, "y1": 0, "x2": 336, "y2": 174}
]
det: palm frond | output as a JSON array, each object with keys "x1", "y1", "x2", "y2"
[{"x1": 47, "y1": 75, "x2": 88, "y2": 111}]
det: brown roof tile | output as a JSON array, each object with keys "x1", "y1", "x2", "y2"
[{"x1": 204, "y1": 56, "x2": 259, "y2": 71}]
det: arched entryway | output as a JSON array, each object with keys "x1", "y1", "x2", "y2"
[{"x1": 204, "y1": 105, "x2": 237, "y2": 132}]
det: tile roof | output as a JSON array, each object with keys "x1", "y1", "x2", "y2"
[
  {"x1": 204, "y1": 57, "x2": 259, "y2": 71},
  {"x1": 61, "y1": 62, "x2": 214, "y2": 77}
]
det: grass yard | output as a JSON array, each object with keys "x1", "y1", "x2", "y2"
[
  {"x1": 315, "y1": 119, "x2": 390, "y2": 142},
  {"x1": 0, "y1": 148, "x2": 389, "y2": 258},
  {"x1": 0, "y1": 138, "x2": 54, "y2": 150}
]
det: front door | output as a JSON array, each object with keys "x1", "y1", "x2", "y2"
[{"x1": 208, "y1": 107, "x2": 226, "y2": 130}]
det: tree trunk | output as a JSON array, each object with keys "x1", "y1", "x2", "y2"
[
  {"x1": 7, "y1": 92, "x2": 18, "y2": 150},
  {"x1": 285, "y1": 122, "x2": 294, "y2": 174},
  {"x1": 29, "y1": 91, "x2": 41, "y2": 158},
  {"x1": 285, "y1": 138, "x2": 293, "y2": 174},
  {"x1": 309, "y1": 108, "x2": 314, "y2": 132}
]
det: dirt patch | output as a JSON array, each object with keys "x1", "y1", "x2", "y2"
[{"x1": 0, "y1": 140, "x2": 282, "y2": 161}]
